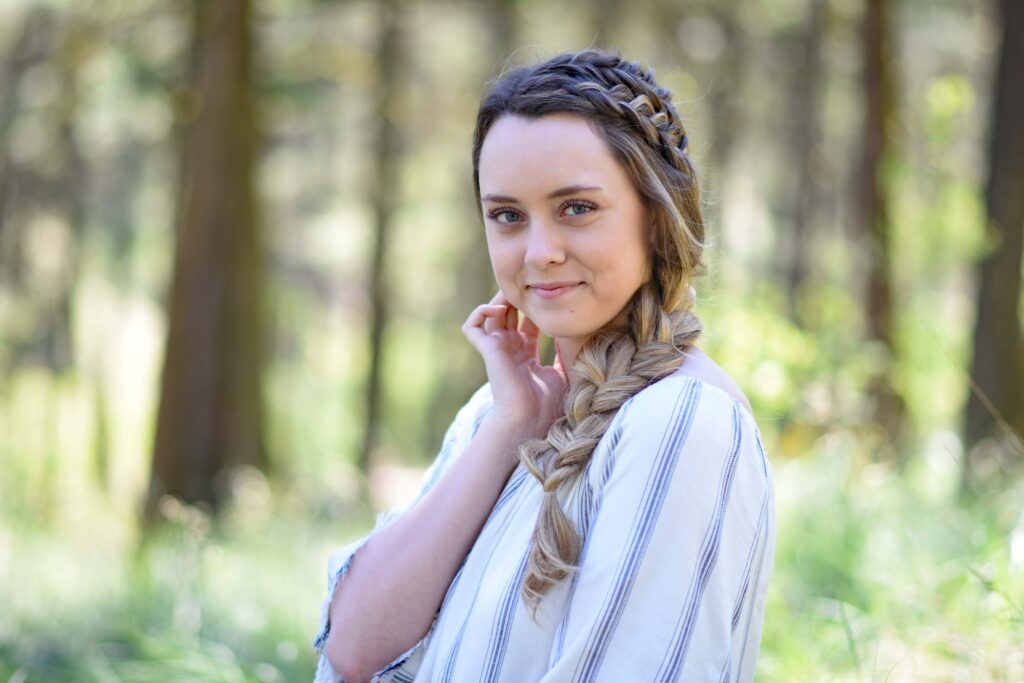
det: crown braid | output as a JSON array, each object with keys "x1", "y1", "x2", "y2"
[
  {"x1": 482, "y1": 50, "x2": 697, "y2": 187},
  {"x1": 471, "y1": 48, "x2": 707, "y2": 623}
]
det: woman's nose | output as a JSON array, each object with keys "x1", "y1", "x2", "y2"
[{"x1": 523, "y1": 221, "x2": 566, "y2": 267}]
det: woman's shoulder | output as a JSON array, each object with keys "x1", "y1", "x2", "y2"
[
  {"x1": 661, "y1": 346, "x2": 753, "y2": 416},
  {"x1": 626, "y1": 354, "x2": 757, "y2": 430},
  {"x1": 590, "y1": 360, "x2": 773, "y2": 529},
  {"x1": 617, "y1": 355, "x2": 768, "y2": 475},
  {"x1": 622, "y1": 373, "x2": 757, "y2": 442}
]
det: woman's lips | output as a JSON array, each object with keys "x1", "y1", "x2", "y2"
[{"x1": 529, "y1": 282, "x2": 582, "y2": 299}]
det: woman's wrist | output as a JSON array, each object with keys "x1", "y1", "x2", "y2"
[
  {"x1": 478, "y1": 411, "x2": 545, "y2": 467},
  {"x1": 483, "y1": 410, "x2": 538, "y2": 439}
]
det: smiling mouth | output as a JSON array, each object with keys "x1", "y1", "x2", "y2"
[{"x1": 529, "y1": 283, "x2": 582, "y2": 299}]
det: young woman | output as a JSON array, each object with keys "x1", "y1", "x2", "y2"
[{"x1": 313, "y1": 48, "x2": 775, "y2": 683}]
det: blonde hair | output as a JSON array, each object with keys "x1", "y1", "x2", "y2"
[{"x1": 471, "y1": 48, "x2": 706, "y2": 622}]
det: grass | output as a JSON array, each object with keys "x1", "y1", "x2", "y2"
[
  {"x1": 758, "y1": 437, "x2": 1024, "y2": 681},
  {"x1": 1, "y1": 441, "x2": 1022, "y2": 682},
  {"x1": 0, "y1": 473, "x2": 375, "y2": 683}
]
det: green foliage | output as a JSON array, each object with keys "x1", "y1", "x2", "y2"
[
  {"x1": 3, "y1": 443, "x2": 1022, "y2": 680},
  {"x1": 0, "y1": 489, "x2": 376, "y2": 682},
  {"x1": 760, "y1": 448, "x2": 1023, "y2": 681}
]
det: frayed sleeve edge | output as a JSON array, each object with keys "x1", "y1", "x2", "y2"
[{"x1": 312, "y1": 535, "x2": 372, "y2": 654}]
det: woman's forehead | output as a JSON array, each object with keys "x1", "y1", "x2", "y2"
[
  {"x1": 481, "y1": 113, "x2": 606, "y2": 159},
  {"x1": 479, "y1": 114, "x2": 628, "y2": 199}
]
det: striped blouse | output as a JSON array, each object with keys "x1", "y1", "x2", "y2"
[{"x1": 312, "y1": 374, "x2": 776, "y2": 682}]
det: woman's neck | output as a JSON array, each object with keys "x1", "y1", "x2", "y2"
[
  {"x1": 554, "y1": 338, "x2": 582, "y2": 386},
  {"x1": 554, "y1": 307, "x2": 633, "y2": 388}
]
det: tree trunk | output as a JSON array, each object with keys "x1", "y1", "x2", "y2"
[
  {"x1": 694, "y1": 0, "x2": 747, "y2": 294},
  {"x1": 358, "y1": 0, "x2": 404, "y2": 476},
  {"x1": 962, "y1": 0, "x2": 1024, "y2": 487},
  {"x1": 860, "y1": 0, "x2": 894, "y2": 347},
  {"x1": 859, "y1": 0, "x2": 905, "y2": 458},
  {"x1": 46, "y1": 22, "x2": 90, "y2": 376},
  {"x1": 0, "y1": 7, "x2": 55, "y2": 308},
  {"x1": 780, "y1": 0, "x2": 825, "y2": 324},
  {"x1": 147, "y1": 0, "x2": 267, "y2": 520},
  {"x1": 423, "y1": 0, "x2": 516, "y2": 454}
]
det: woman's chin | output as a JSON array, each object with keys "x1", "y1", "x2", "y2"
[
  {"x1": 522, "y1": 305, "x2": 611, "y2": 341},
  {"x1": 532, "y1": 321, "x2": 594, "y2": 342}
]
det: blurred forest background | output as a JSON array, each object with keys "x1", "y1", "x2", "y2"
[{"x1": 1, "y1": 0, "x2": 1022, "y2": 680}]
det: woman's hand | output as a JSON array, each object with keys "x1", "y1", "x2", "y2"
[{"x1": 462, "y1": 291, "x2": 568, "y2": 440}]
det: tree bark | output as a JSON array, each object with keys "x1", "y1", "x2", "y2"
[
  {"x1": 423, "y1": 0, "x2": 514, "y2": 454},
  {"x1": 963, "y1": 0, "x2": 1024, "y2": 485},
  {"x1": 860, "y1": 0, "x2": 895, "y2": 348},
  {"x1": 0, "y1": 7, "x2": 55, "y2": 309},
  {"x1": 46, "y1": 22, "x2": 90, "y2": 375},
  {"x1": 780, "y1": 0, "x2": 825, "y2": 324},
  {"x1": 358, "y1": 0, "x2": 404, "y2": 476},
  {"x1": 147, "y1": 0, "x2": 267, "y2": 520},
  {"x1": 859, "y1": 0, "x2": 906, "y2": 458}
]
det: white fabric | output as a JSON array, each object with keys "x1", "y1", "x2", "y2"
[{"x1": 313, "y1": 375, "x2": 776, "y2": 683}]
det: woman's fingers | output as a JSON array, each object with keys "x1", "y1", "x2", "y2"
[
  {"x1": 505, "y1": 302, "x2": 518, "y2": 331},
  {"x1": 518, "y1": 314, "x2": 540, "y2": 358},
  {"x1": 473, "y1": 291, "x2": 519, "y2": 333},
  {"x1": 464, "y1": 303, "x2": 507, "y2": 327},
  {"x1": 464, "y1": 303, "x2": 508, "y2": 339},
  {"x1": 520, "y1": 314, "x2": 540, "y2": 338},
  {"x1": 475, "y1": 291, "x2": 510, "y2": 334},
  {"x1": 463, "y1": 292, "x2": 533, "y2": 350}
]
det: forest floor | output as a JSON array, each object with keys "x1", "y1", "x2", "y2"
[{"x1": 1, "y1": 447, "x2": 1022, "y2": 682}]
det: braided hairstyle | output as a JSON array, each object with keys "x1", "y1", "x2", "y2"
[{"x1": 471, "y1": 48, "x2": 707, "y2": 622}]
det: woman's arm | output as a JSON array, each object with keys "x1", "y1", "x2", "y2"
[
  {"x1": 327, "y1": 292, "x2": 565, "y2": 682},
  {"x1": 325, "y1": 412, "x2": 529, "y2": 682}
]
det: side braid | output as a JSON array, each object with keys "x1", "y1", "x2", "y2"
[{"x1": 517, "y1": 284, "x2": 702, "y2": 622}]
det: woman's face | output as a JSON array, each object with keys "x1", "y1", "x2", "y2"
[{"x1": 478, "y1": 113, "x2": 653, "y2": 342}]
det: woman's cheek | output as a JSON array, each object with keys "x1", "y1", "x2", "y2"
[
  {"x1": 505, "y1": 287, "x2": 527, "y2": 313},
  {"x1": 491, "y1": 261, "x2": 515, "y2": 297}
]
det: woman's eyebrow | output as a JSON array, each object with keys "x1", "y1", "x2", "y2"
[{"x1": 481, "y1": 185, "x2": 604, "y2": 203}]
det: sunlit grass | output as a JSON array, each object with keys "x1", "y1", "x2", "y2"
[
  {"x1": 759, "y1": 438, "x2": 1024, "y2": 682},
  {"x1": 0, "y1": 475, "x2": 376, "y2": 683},
  {"x1": 2, "y1": 432, "x2": 1022, "y2": 682}
]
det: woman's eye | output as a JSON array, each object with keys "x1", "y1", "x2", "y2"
[
  {"x1": 487, "y1": 200, "x2": 595, "y2": 224},
  {"x1": 488, "y1": 208, "x2": 521, "y2": 224},
  {"x1": 563, "y1": 200, "x2": 596, "y2": 217}
]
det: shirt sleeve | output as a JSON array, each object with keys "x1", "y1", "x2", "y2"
[
  {"x1": 540, "y1": 377, "x2": 776, "y2": 683},
  {"x1": 312, "y1": 382, "x2": 494, "y2": 683}
]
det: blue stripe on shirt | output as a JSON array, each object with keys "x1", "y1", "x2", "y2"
[
  {"x1": 736, "y1": 491, "x2": 772, "y2": 682},
  {"x1": 717, "y1": 492, "x2": 769, "y2": 683},
  {"x1": 571, "y1": 380, "x2": 703, "y2": 682},
  {"x1": 482, "y1": 545, "x2": 532, "y2": 683},
  {"x1": 655, "y1": 403, "x2": 744, "y2": 682},
  {"x1": 731, "y1": 493, "x2": 770, "y2": 632},
  {"x1": 553, "y1": 408, "x2": 627, "y2": 664},
  {"x1": 440, "y1": 487, "x2": 532, "y2": 682}
]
